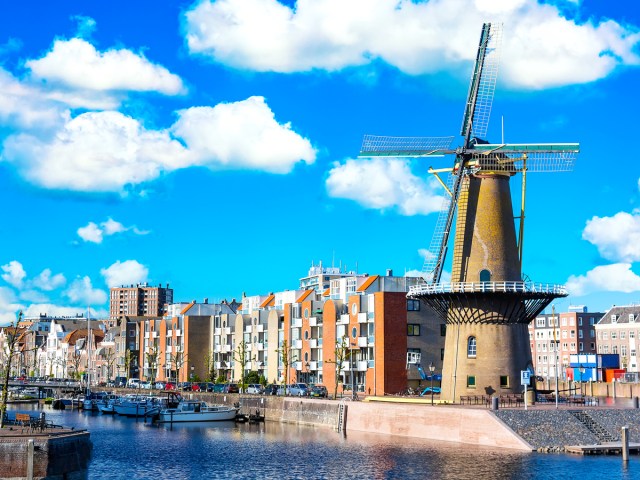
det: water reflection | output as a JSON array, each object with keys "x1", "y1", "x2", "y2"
[{"x1": 6, "y1": 404, "x2": 639, "y2": 480}]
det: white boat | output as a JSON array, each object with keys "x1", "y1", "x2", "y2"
[
  {"x1": 113, "y1": 394, "x2": 163, "y2": 417},
  {"x1": 158, "y1": 400, "x2": 238, "y2": 423}
]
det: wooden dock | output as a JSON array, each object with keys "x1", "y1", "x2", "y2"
[{"x1": 565, "y1": 442, "x2": 640, "y2": 455}]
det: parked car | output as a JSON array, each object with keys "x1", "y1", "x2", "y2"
[
  {"x1": 155, "y1": 381, "x2": 166, "y2": 389},
  {"x1": 164, "y1": 382, "x2": 176, "y2": 390},
  {"x1": 212, "y1": 383, "x2": 226, "y2": 393},
  {"x1": 191, "y1": 383, "x2": 202, "y2": 392},
  {"x1": 200, "y1": 382, "x2": 215, "y2": 392},
  {"x1": 178, "y1": 382, "x2": 192, "y2": 391},
  {"x1": 126, "y1": 378, "x2": 141, "y2": 388},
  {"x1": 246, "y1": 384, "x2": 264, "y2": 394},
  {"x1": 309, "y1": 385, "x2": 328, "y2": 398},
  {"x1": 264, "y1": 384, "x2": 278, "y2": 395},
  {"x1": 223, "y1": 383, "x2": 239, "y2": 394},
  {"x1": 139, "y1": 381, "x2": 152, "y2": 389},
  {"x1": 277, "y1": 383, "x2": 309, "y2": 396}
]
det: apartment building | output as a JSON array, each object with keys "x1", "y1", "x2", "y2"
[
  {"x1": 109, "y1": 283, "x2": 173, "y2": 318},
  {"x1": 528, "y1": 306, "x2": 603, "y2": 380},
  {"x1": 595, "y1": 305, "x2": 640, "y2": 375}
]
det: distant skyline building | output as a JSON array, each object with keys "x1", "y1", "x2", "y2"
[
  {"x1": 299, "y1": 261, "x2": 360, "y2": 293},
  {"x1": 529, "y1": 308, "x2": 603, "y2": 380},
  {"x1": 109, "y1": 283, "x2": 173, "y2": 319}
]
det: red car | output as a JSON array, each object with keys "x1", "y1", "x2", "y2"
[
  {"x1": 191, "y1": 383, "x2": 201, "y2": 392},
  {"x1": 164, "y1": 383, "x2": 176, "y2": 390}
]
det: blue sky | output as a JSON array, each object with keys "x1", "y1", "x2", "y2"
[{"x1": 1, "y1": 0, "x2": 639, "y2": 324}]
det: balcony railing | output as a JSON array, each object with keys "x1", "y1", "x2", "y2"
[
  {"x1": 357, "y1": 361, "x2": 368, "y2": 372},
  {"x1": 292, "y1": 339, "x2": 303, "y2": 349},
  {"x1": 357, "y1": 313, "x2": 368, "y2": 323},
  {"x1": 214, "y1": 328, "x2": 221, "y2": 335},
  {"x1": 309, "y1": 339, "x2": 318, "y2": 348},
  {"x1": 408, "y1": 281, "x2": 568, "y2": 296},
  {"x1": 291, "y1": 318, "x2": 302, "y2": 328},
  {"x1": 309, "y1": 317, "x2": 317, "y2": 327},
  {"x1": 357, "y1": 336, "x2": 368, "y2": 347},
  {"x1": 338, "y1": 314, "x2": 350, "y2": 325}
]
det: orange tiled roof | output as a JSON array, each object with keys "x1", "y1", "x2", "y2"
[
  {"x1": 357, "y1": 275, "x2": 379, "y2": 292},
  {"x1": 180, "y1": 301, "x2": 195, "y2": 315},
  {"x1": 260, "y1": 294, "x2": 275, "y2": 308},
  {"x1": 295, "y1": 289, "x2": 314, "y2": 303},
  {"x1": 322, "y1": 288, "x2": 330, "y2": 297}
]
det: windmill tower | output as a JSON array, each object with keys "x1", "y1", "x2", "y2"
[{"x1": 358, "y1": 23, "x2": 578, "y2": 402}]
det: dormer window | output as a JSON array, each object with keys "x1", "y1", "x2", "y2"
[
  {"x1": 630, "y1": 314, "x2": 636, "y2": 323},
  {"x1": 611, "y1": 314, "x2": 618, "y2": 324}
]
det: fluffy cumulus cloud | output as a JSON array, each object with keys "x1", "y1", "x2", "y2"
[
  {"x1": 3, "y1": 97, "x2": 315, "y2": 193},
  {"x1": 172, "y1": 96, "x2": 316, "y2": 173},
  {"x1": 26, "y1": 38, "x2": 185, "y2": 95},
  {"x1": 1, "y1": 260, "x2": 27, "y2": 288},
  {"x1": 326, "y1": 158, "x2": 444, "y2": 215},
  {"x1": 184, "y1": 0, "x2": 640, "y2": 89},
  {"x1": 0, "y1": 286, "x2": 22, "y2": 325},
  {"x1": 64, "y1": 276, "x2": 108, "y2": 305},
  {"x1": 582, "y1": 211, "x2": 640, "y2": 263},
  {"x1": 566, "y1": 263, "x2": 640, "y2": 296},
  {"x1": 100, "y1": 260, "x2": 149, "y2": 288},
  {"x1": 32, "y1": 268, "x2": 66, "y2": 291},
  {"x1": 77, "y1": 218, "x2": 148, "y2": 244}
]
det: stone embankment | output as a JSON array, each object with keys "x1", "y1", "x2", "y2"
[{"x1": 494, "y1": 409, "x2": 640, "y2": 452}]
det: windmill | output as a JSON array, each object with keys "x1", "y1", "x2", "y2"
[{"x1": 358, "y1": 23, "x2": 578, "y2": 402}]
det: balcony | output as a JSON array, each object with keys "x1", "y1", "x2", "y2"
[
  {"x1": 223, "y1": 327, "x2": 231, "y2": 335},
  {"x1": 309, "y1": 317, "x2": 317, "y2": 327},
  {"x1": 144, "y1": 332, "x2": 150, "y2": 339},
  {"x1": 245, "y1": 325, "x2": 252, "y2": 333},
  {"x1": 255, "y1": 343, "x2": 264, "y2": 351},
  {"x1": 357, "y1": 336, "x2": 368, "y2": 347},
  {"x1": 166, "y1": 346, "x2": 172, "y2": 353},
  {"x1": 357, "y1": 361, "x2": 368, "y2": 372},
  {"x1": 291, "y1": 318, "x2": 302, "y2": 328},
  {"x1": 309, "y1": 339, "x2": 318, "y2": 348},
  {"x1": 214, "y1": 345, "x2": 221, "y2": 353},
  {"x1": 166, "y1": 330, "x2": 173, "y2": 336},
  {"x1": 152, "y1": 332, "x2": 158, "y2": 338},
  {"x1": 293, "y1": 361, "x2": 302, "y2": 371},
  {"x1": 214, "y1": 362, "x2": 223, "y2": 369},
  {"x1": 256, "y1": 324, "x2": 264, "y2": 333},
  {"x1": 214, "y1": 328, "x2": 221, "y2": 335},
  {"x1": 358, "y1": 313, "x2": 368, "y2": 323},
  {"x1": 292, "y1": 339, "x2": 303, "y2": 349},
  {"x1": 222, "y1": 345, "x2": 232, "y2": 353},
  {"x1": 175, "y1": 330, "x2": 182, "y2": 336},
  {"x1": 338, "y1": 314, "x2": 350, "y2": 325},
  {"x1": 342, "y1": 361, "x2": 350, "y2": 371}
]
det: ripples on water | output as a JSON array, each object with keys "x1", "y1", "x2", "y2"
[{"x1": 8, "y1": 404, "x2": 639, "y2": 480}]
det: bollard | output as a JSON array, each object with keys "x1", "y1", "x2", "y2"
[
  {"x1": 492, "y1": 397, "x2": 499, "y2": 411},
  {"x1": 26, "y1": 439, "x2": 34, "y2": 480},
  {"x1": 634, "y1": 397, "x2": 639, "y2": 409},
  {"x1": 622, "y1": 426, "x2": 629, "y2": 462}
]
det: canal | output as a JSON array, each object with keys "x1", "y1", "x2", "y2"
[{"x1": 6, "y1": 404, "x2": 639, "y2": 480}]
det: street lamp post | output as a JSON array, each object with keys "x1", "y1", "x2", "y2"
[
  {"x1": 429, "y1": 362, "x2": 435, "y2": 406},
  {"x1": 190, "y1": 365, "x2": 195, "y2": 382},
  {"x1": 305, "y1": 362, "x2": 310, "y2": 384},
  {"x1": 579, "y1": 365, "x2": 585, "y2": 397},
  {"x1": 350, "y1": 343, "x2": 356, "y2": 401}
]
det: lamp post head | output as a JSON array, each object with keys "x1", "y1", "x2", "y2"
[{"x1": 429, "y1": 362, "x2": 435, "y2": 373}]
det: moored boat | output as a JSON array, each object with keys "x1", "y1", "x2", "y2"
[
  {"x1": 158, "y1": 400, "x2": 238, "y2": 423},
  {"x1": 113, "y1": 394, "x2": 163, "y2": 417}
]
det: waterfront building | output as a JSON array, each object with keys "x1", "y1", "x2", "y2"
[
  {"x1": 528, "y1": 306, "x2": 603, "y2": 381},
  {"x1": 109, "y1": 283, "x2": 173, "y2": 319},
  {"x1": 595, "y1": 304, "x2": 640, "y2": 381},
  {"x1": 299, "y1": 262, "x2": 360, "y2": 293}
]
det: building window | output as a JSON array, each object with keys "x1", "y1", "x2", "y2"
[
  {"x1": 611, "y1": 315, "x2": 617, "y2": 323},
  {"x1": 407, "y1": 299, "x2": 420, "y2": 311},
  {"x1": 407, "y1": 324, "x2": 421, "y2": 336},
  {"x1": 613, "y1": 345, "x2": 618, "y2": 354},
  {"x1": 479, "y1": 269, "x2": 491, "y2": 282},
  {"x1": 631, "y1": 314, "x2": 636, "y2": 323},
  {"x1": 590, "y1": 342, "x2": 595, "y2": 350},
  {"x1": 440, "y1": 324, "x2": 447, "y2": 336},
  {"x1": 632, "y1": 349, "x2": 637, "y2": 357},
  {"x1": 590, "y1": 330, "x2": 595, "y2": 338},
  {"x1": 500, "y1": 375, "x2": 509, "y2": 388},
  {"x1": 441, "y1": 348, "x2": 445, "y2": 360},
  {"x1": 603, "y1": 332, "x2": 608, "y2": 340},
  {"x1": 578, "y1": 317, "x2": 583, "y2": 326},
  {"x1": 631, "y1": 331, "x2": 636, "y2": 339},
  {"x1": 622, "y1": 345, "x2": 627, "y2": 356},
  {"x1": 536, "y1": 318, "x2": 545, "y2": 328},
  {"x1": 579, "y1": 342, "x2": 583, "y2": 351},
  {"x1": 611, "y1": 331, "x2": 617, "y2": 340},
  {"x1": 467, "y1": 375, "x2": 476, "y2": 388},
  {"x1": 578, "y1": 330, "x2": 583, "y2": 339},
  {"x1": 621, "y1": 331, "x2": 626, "y2": 340},
  {"x1": 603, "y1": 345, "x2": 609, "y2": 354},
  {"x1": 467, "y1": 336, "x2": 477, "y2": 358}
]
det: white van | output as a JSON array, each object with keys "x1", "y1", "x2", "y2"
[{"x1": 126, "y1": 378, "x2": 141, "y2": 388}]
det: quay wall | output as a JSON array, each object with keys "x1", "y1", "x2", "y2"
[
  {"x1": 537, "y1": 380, "x2": 639, "y2": 399},
  {"x1": 0, "y1": 430, "x2": 91, "y2": 480}
]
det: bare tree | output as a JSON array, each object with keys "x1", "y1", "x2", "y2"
[
  {"x1": 69, "y1": 349, "x2": 83, "y2": 380},
  {"x1": 203, "y1": 349, "x2": 216, "y2": 382},
  {"x1": 102, "y1": 348, "x2": 117, "y2": 383},
  {"x1": 275, "y1": 339, "x2": 296, "y2": 396},
  {"x1": 325, "y1": 336, "x2": 350, "y2": 400},
  {"x1": 168, "y1": 350, "x2": 187, "y2": 384},
  {"x1": 233, "y1": 340, "x2": 252, "y2": 393},
  {"x1": 1, "y1": 312, "x2": 22, "y2": 428},
  {"x1": 124, "y1": 350, "x2": 137, "y2": 381},
  {"x1": 145, "y1": 343, "x2": 160, "y2": 388}
]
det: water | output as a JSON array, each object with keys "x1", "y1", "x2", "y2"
[{"x1": 7, "y1": 404, "x2": 639, "y2": 480}]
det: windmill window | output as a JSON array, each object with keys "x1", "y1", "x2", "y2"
[
  {"x1": 479, "y1": 269, "x2": 491, "y2": 282},
  {"x1": 500, "y1": 375, "x2": 509, "y2": 388},
  {"x1": 467, "y1": 375, "x2": 476, "y2": 388},
  {"x1": 467, "y1": 336, "x2": 477, "y2": 358}
]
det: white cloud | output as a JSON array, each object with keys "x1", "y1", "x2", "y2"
[
  {"x1": 3, "y1": 110, "x2": 189, "y2": 192},
  {"x1": 326, "y1": 158, "x2": 444, "y2": 215},
  {"x1": 3, "y1": 97, "x2": 315, "y2": 193},
  {"x1": 172, "y1": 97, "x2": 316, "y2": 173},
  {"x1": 64, "y1": 276, "x2": 108, "y2": 305},
  {"x1": 184, "y1": 0, "x2": 640, "y2": 89},
  {"x1": 0, "y1": 286, "x2": 22, "y2": 326},
  {"x1": 100, "y1": 260, "x2": 149, "y2": 288},
  {"x1": 32, "y1": 268, "x2": 66, "y2": 291},
  {"x1": 1, "y1": 260, "x2": 27, "y2": 288},
  {"x1": 582, "y1": 211, "x2": 640, "y2": 263},
  {"x1": 566, "y1": 263, "x2": 640, "y2": 296},
  {"x1": 77, "y1": 222, "x2": 104, "y2": 243},
  {"x1": 19, "y1": 289, "x2": 50, "y2": 303},
  {"x1": 26, "y1": 38, "x2": 185, "y2": 95},
  {"x1": 77, "y1": 218, "x2": 146, "y2": 244},
  {"x1": 0, "y1": 68, "x2": 68, "y2": 130}
]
